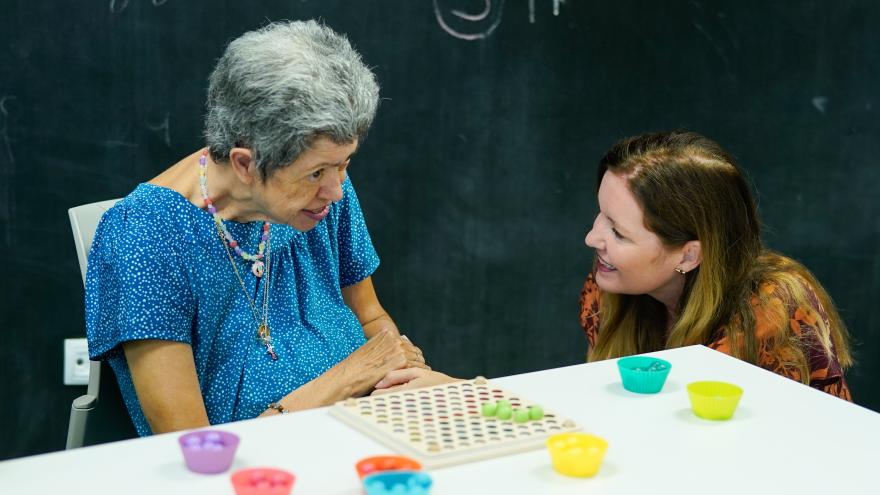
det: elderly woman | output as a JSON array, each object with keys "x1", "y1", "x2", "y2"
[
  {"x1": 86, "y1": 21, "x2": 427, "y2": 435},
  {"x1": 579, "y1": 131, "x2": 853, "y2": 398}
]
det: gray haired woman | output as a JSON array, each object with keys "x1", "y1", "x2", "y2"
[{"x1": 85, "y1": 20, "x2": 428, "y2": 435}]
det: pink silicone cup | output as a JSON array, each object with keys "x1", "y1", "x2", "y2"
[
  {"x1": 231, "y1": 467, "x2": 296, "y2": 495},
  {"x1": 178, "y1": 430, "x2": 240, "y2": 474}
]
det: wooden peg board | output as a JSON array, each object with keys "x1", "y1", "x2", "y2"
[{"x1": 329, "y1": 378, "x2": 581, "y2": 469}]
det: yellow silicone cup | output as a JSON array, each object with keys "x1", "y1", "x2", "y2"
[
  {"x1": 687, "y1": 381, "x2": 743, "y2": 420},
  {"x1": 546, "y1": 433, "x2": 608, "y2": 478}
]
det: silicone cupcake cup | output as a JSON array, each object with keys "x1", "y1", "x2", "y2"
[
  {"x1": 230, "y1": 467, "x2": 296, "y2": 495},
  {"x1": 356, "y1": 455, "x2": 422, "y2": 479},
  {"x1": 178, "y1": 430, "x2": 240, "y2": 474},
  {"x1": 546, "y1": 433, "x2": 608, "y2": 478},
  {"x1": 362, "y1": 470, "x2": 433, "y2": 495},
  {"x1": 687, "y1": 381, "x2": 743, "y2": 420},
  {"x1": 617, "y1": 356, "x2": 672, "y2": 394}
]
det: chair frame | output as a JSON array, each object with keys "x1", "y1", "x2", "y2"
[{"x1": 66, "y1": 198, "x2": 136, "y2": 449}]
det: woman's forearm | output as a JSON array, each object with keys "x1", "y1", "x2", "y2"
[
  {"x1": 259, "y1": 327, "x2": 429, "y2": 416},
  {"x1": 258, "y1": 356, "x2": 370, "y2": 416},
  {"x1": 361, "y1": 312, "x2": 400, "y2": 339}
]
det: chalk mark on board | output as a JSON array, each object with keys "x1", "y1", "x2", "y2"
[
  {"x1": 434, "y1": 0, "x2": 505, "y2": 41},
  {"x1": 109, "y1": 0, "x2": 129, "y2": 13},
  {"x1": 689, "y1": 1, "x2": 740, "y2": 83},
  {"x1": 812, "y1": 96, "x2": 828, "y2": 114},
  {"x1": 553, "y1": 0, "x2": 565, "y2": 16},
  {"x1": 692, "y1": 22, "x2": 732, "y2": 70},
  {"x1": 0, "y1": 95, "x2": 17, "y2": 165},
  {"x1": 529, "y1": 0, "x2": 565, "y2": 24},
  {"x1": 110, "y1": 0, "x2": 169, "y2": 14},
  {"x1": 147, "y1": 112, "x2": 171, "y2": 147},
  {"x1": 452, "y1": 0, "x2": 491, "y2": 21}
]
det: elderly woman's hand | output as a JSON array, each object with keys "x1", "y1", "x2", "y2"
[
  {"x1": 340, "y1": 330, "x2": 430, "y2": 396},
  {"x1": 371, "y1": 368, "x2": 459, "y2": 395}
]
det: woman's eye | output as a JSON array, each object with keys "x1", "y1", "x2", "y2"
[
  {"x1": 611, "y1": 228, "x2": 624, "y2": 239},
  {"x1": 309, "y1": 169, "x2": 323, "y2": 181}
]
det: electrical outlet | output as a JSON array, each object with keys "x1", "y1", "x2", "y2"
[{"x1": 64, "y1": 338, "x2": 90, "y2": 386}]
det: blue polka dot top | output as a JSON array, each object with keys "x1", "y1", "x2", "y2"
[{"x1": 85, "y1": 177, "x2": 379, "y2": 436}]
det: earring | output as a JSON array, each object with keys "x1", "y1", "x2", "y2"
[{"x1": 674, "y1": 267, "x2": 687, "y2": 275}]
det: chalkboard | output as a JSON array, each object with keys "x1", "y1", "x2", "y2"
[{"x1": 1, "y1": 1, "x2": 877, "y2": 460}]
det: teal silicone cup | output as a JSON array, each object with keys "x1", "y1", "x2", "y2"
[
  {"x1": 617, "y1": 356, "x2": 672, "y2": 394},
  {"x1": 363, "y1": 470, "x2": 432, "y2": 495}
]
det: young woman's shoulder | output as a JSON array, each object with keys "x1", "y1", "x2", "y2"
[
  {"x1": 711, "y1": 253, "x2": 853, "y2": 400},
  {"x1": 750, "y1": 255, "x2": 834, "y2": 342}
]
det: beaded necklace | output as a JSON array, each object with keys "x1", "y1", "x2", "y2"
[
  {"x1": 216, "y1": 221, "x2": 277, "y2": 360},
  {"x1": 198, "y1": 149, "x2": 270, "y2": 277},
  {"x1": 200, "y1": 148, "x2": 277, "y2": 360}
]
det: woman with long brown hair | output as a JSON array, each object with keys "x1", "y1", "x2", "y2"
[{"x1": 580, "y1": 131, "x2": 852, "y2": 399}]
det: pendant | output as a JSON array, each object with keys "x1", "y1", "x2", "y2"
[
  {"x1": 265, "y1": 343, "x2": 277, "y2": 360},
  {"x1": 251, "y1": 260, "x2": 265, "y2": 277},
  {"x1": 258, "y1": 324, "x2": 277, "y2": 360}
]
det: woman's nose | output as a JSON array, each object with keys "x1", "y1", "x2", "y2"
[
  {"x1": 585, "y1": 226, "x2": 600, "y2": 249},
  {"x1": 321, "y1": 169, "x2": 345, "y2": 202}
]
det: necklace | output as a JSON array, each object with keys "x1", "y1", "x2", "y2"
[
  {"x1": 199, "y1": 149, "x2": 270, "y2": 277},
  {"x1": 217, "y1": 221, "x2": 277, "y2": 360}
]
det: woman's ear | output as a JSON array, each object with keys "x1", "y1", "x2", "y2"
[
  {"x1": 228, "y1": 147, "x2": 257, "y2": 185},
  {"x1": 680, "y1": 240, "x2": 702, "y2": 272}
]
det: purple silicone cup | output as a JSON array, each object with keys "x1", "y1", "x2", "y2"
[{"x1": 178, "y1": 430, "x2": 240, "y2": 474}]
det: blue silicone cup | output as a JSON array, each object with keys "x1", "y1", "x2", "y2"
[
  {"x1": 363, "y1": 470, "x2": 433, "y2": 495},
  {"x1": 617, "y1": 356, "x2": 672, "y2": 394}
]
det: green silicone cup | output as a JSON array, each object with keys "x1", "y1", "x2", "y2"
[{"x1": 617, "y1": 356, "x2": 672, "y2": 394}]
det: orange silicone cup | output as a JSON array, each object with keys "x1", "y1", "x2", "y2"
[{"x1": 355, "y1": 455, "x2": 422, "y2": 480}]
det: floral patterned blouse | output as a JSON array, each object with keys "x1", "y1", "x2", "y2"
[{"x1": 579, "y1": 273, "x2": 851, "y2": 400}]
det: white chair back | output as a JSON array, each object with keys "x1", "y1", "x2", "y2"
[
  {"x1": 66, "y1": 198, "x2": 126, "y2": 449},
  {"x1": 68, "y1": 199, "x2": 120, "y2": 284}
]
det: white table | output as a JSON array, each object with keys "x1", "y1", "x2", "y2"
[{"x1": 2, "y1": 346, "x2": 877, "y2": 494}]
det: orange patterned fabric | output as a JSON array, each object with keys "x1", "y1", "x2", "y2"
[{"x1": 579, "y1": 273, "x2": 851, "y2": 401}]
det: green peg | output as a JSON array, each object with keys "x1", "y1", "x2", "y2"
[
  {"x1": 528, "y1": 405, "x2": 544, "y2": 420},
  {"x1": 496, "y1": 404, "x2": 512, "y2": 420}
]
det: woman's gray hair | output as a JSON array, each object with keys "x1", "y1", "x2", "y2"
[{"x1": 204, "y1": 20, "x2": 379, "y2": 180}]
